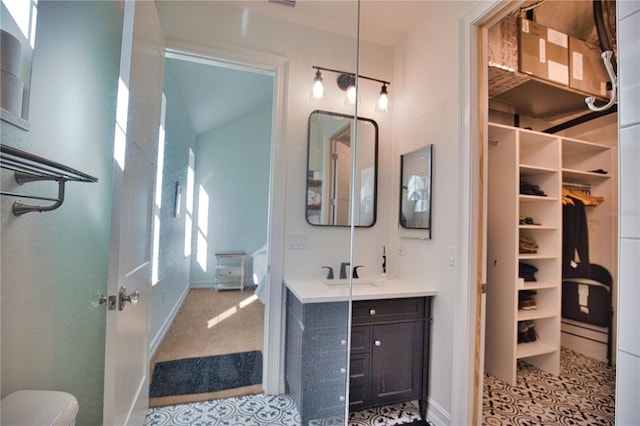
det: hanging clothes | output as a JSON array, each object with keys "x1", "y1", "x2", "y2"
[{"x1": 562, "y1": 197, "x2": 591, "y2": 278}]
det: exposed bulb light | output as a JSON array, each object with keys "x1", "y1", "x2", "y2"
[
  {"x1": 310, "y1": 68, "x2": 325, "y2": 100},
  {"x1": 311, "y1": 66, "x2": 390, "y2": 111},
  {"x1": 346, "y1": 85, "x2": 357, "y2": 104},
  {"x1": 375, "y1": 83, "x2": 389, "y2": 112}
]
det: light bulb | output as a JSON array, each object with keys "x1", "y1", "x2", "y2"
[
  {"x1": 312, "y1": 79, "x2": 324, "y2": 99},
  {"x1": 376, "y1": 84, "x2": 389, "y2": 112},
  {"x1": 310, "y1": 69, "x2": 325, "y2": 100},
  {"x1": 346, "y1": 85, "x2": 357, "y2": 104}
]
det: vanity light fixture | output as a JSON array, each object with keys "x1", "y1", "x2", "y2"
[
  {"x1": 310, "y1": 68, "x2": 326, "y2": 100},
  {"x1": 310, "y1": 66, "x2": 391, "y2": 112}
]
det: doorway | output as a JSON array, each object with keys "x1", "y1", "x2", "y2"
[
  {"x1": 479, "y1": 1, "x2": 617, "y2": 424},
  {"x1": 148, "y1": 49, "x2": 277, "y2": 407}
]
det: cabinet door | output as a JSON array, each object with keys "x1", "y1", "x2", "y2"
[{"x1": 371, "y1": 321, "x2": 423, "y2": 405}]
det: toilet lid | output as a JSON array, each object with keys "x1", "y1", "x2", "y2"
[{"x1": 1, "y1": 390, "x2": 78, "y2": 425}]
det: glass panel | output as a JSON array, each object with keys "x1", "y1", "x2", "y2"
[{"x1": 152, "y1": 1, "x2": 360, "y2": 425}]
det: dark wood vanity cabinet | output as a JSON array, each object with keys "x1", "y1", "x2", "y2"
[
  {"x1": 285, "y1": 290, "x2": 432, "y2": 424},
  {"x1": 285, "y1": 290, "x2": 350, "y2": 425},
  {"x1": 349, "y1": 297, "x2": 431, "y2": 417}
]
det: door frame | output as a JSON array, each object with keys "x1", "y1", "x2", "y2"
[
  {"x1": 451, "y1": 1, "x2": 513, "y2": 425},
  {"x1": 162, "y1": 37, "x2": 288, "y2": 395}
]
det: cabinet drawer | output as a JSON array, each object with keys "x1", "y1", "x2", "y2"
[
  {"x1": 286, "y1": 290, "x2": 349, "y2": 330},
  {"x1": 350, "y1": 326, "x2": 371, "y2": 354},
  {"x1": 352, "y1": 297, "x2": 426, "y2": 324},
  {"x1": 303, "y1": 379, "x2": 347, "y2": 414},
  {"x1": 349, "y1": 352, "x2": 370, "y2": 381},
  {"x1": 306, "y1": 328, "x2": 349, "y2": 360}
]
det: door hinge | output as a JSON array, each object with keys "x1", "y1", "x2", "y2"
[{"x1": 481, "y1": 283, "x2": 487, "y2": 294}]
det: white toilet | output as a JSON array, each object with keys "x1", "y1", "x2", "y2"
[{"x1": 1, "y1": 390, "x2": 79, "y2": 426}]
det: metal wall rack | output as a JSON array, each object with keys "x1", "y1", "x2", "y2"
[{"x1": 0, "y1": 144, "x2": 98, "y2": 216}]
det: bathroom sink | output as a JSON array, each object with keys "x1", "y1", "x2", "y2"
[{"x1": 323, "y1": 279, "x2": 380, "y2": 287}]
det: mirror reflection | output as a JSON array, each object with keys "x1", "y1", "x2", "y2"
[
  {"x1": 400, "y1": 145, "x2": 433, "y2": 233},
  {"x1": 306, "y1": 110, "x2": 378, "y2": 227}
]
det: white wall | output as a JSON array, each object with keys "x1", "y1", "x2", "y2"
[
  {"x1": 389, "y1": 2, "x2": 478, "y2": 421},
  {"x1": 149, "y1": 64, "x2": 197, "y2": 353},
  {"x1": 0, "y1": 2, "x2": 123, "y2": 424},
  {"x1": 191, "y1": 103, "x2": 272, "y2": 286},
  {"x1": 615, "y1": 1, "x2": 640, "y2": 424}
]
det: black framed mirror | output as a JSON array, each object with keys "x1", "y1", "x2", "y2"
[
  {"x1": 400, "y1": 145, "x2": 433, "y2": 233},
  {"x1": 306, "y1": 110, "x2": 378, "y2": 227}
]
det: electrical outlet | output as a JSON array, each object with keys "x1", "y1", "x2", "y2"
[{"x1": 287, "y1": 233, "x2": 309, "y2": 249}]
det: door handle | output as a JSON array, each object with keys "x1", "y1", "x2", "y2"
[{"x1": 118, "y1": 286, "x2": 139, "y2": 311}]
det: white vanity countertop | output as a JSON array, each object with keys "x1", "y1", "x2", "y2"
[{"x1": 284, "y1": 276, "x2": 437, "y2": 303}]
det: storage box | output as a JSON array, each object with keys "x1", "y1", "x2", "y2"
[
  {"x1": 569, "y1": 37, "x2": 609, "y2": 98},
  {"x1": 518, "y1": 18, "x2": 569, "y2": 86}
]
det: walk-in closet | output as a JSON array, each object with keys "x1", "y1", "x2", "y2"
[{"x1": 483, "y1": 1, "x2": 617, "y2": 423}]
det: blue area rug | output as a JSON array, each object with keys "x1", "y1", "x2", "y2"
[{"x1": 149, "y1": 350, "x2": 262, "y2": 398}]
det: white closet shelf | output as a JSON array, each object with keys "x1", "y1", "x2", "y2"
[
  {"x1": 519, "y1": 195, "x2": 559, "y2": 202},
  {"x1": 518, "y1": 309, "x2": 557, "y2": 321},
  {"x1": 562, "y1": 168, "x2": 612, "y2": 180},
  {"x1": 518, "y1": 254, "x2": 557, "y2": 260},
  {"x1": 519, "y1": 281, "x2": 558, "y2": 290},
  {"x1": 519, "y1": 225, "x2": 559, "y2": 230},
  {"x1": 517, "y1": 341, "x2": 557, "y2": 359},
  {"x1": 520, "y1": 164, "x2": 558, "y2": 174}
]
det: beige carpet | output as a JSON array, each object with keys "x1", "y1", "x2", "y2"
[{"x1": 149, "y1": 288, "x2": 265, "y2": 408}]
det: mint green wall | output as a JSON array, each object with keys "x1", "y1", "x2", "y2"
[
  {"x1": 0, "y1": 2, "x2": 123, "y2": 425},
  {"x1": 149, "y1": 63, "x2": 197, "y2": 351},
  {"x1": 191, "y1": 103, "x2": 272, "y2": 285}
]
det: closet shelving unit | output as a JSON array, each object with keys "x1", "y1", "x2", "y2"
[
  {"x1": 486, "y1": 122, "x2": 615, "y2": 384},
  {"x1": 486, "y1": 123, "x2": 562, "y2": 385},
  {"x1": 560, "y1": 136, "x2": 614, "y2": 361}
]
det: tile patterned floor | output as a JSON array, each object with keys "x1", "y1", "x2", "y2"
[
  {"x1": 145, "y1": 396, "x2": 425, "y2": 426},
  {"x1": 145, "y1": 394, "x2": 300, "y2": 426},
  {"x1": 483, "y1": 347, "x2": 616, "y2": 425},
  {"x1": 147, "y1": 347, "x2": 614, "y2": 425}
]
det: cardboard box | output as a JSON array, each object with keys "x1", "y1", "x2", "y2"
[
  {"x1": 518, "y1": 18, "x2": 569, "y2": 86},
  {"x1": 569, "y1": 37, "x2": 609, "y2": 98}
]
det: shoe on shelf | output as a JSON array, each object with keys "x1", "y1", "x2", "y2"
[
  {"x1": 519, "y1": 299, "x2": 537, "y2": 310},
  {"x1": 517, "y1": 320, "x2": 538, "y2": 343},
  {"x1": 518, "y1": 290, "x2": 537, "y2": 310}
]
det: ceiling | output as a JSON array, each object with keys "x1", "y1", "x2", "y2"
[
  {"x1": 165, "y1": 58, "x2": 274, "y2": 135},
  {"x1": 160, "y1": 0, "x2": 431, "y2": 136},
  {"x1": 162, "y1": 1, "x2": 613, "y2": 134}
]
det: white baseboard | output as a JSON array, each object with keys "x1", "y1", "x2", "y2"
[
  {"x1": 189, "y1": 280, "x2": 216, "y2": 289},
  {"x1": 149, "y1": 283, "x2": 190, "y2": 358},
  {"x1": 190, "y1": 280, "x2": 255, "y2": 289},
  {"x1": 427, "y1": 397, "x2": 451, "y2": 426}
]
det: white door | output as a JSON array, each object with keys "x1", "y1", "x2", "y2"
[
  {"x1": 103, "y1": 1, "x2": 165, "y2": 425},
  {"x1": 335, "y1": 140, "x2": 352, "y2": 225}
]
